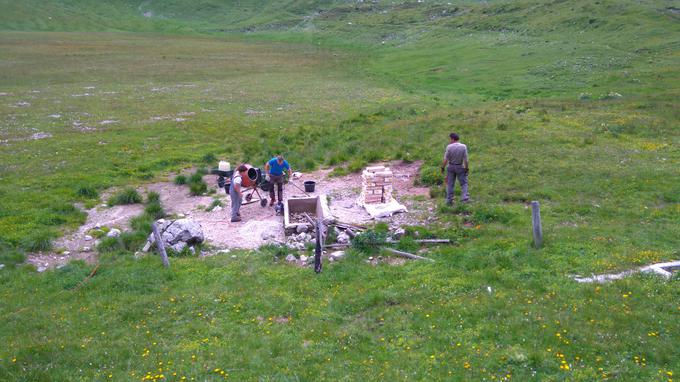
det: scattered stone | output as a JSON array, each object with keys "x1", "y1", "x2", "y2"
[
  {"x1": 94, "y1": 224, "x2": 101, "y2": 229},
  {"x1": 107, "y1": 229, "x2": 121, "y2": 238},
  {"x1": 330, "y1": 251, "x2": 346, "y2": 260},
  {"x1": 0, "y1": 264, "x2": 5, "y2": 270},
  {"x1": 82, "y1": 246, "x2": 91, "y2": 252},
  {"x1": 211, "y1": 205, "x2": 223, "y2": 212},
  {"x1": 189, "y1": 246, "x2": 196, "y2": 255},
  {"x1": 62, "y1": 251, "x2": 71, "y2": 256},
  {"x1": 134, "y1": 251, "x2": 144, "y2": 259},
  {"x1": 217, "y1": 249, "x2": 231, "y2": 255},
  {"x1": 368, "y1": 256, "x2": 374, "y2": 261},
  {"x1": 94, "y1": 240, "x2": 101, "y2": 246},
  {"x1": 231, "y1": 255, "x2": 237, "y2": 259},
  {"x1": 37, "y1": 266, "x2": 48, "y2": 273},
  {"x1": 300, "y1": 255, "x2": 308, "y2": 262},
  {"x1": 285, "y1": 254, "x2": 297, "y2": 263},
  {"x1": 296, "y1": 224, "x2": 309, "y2": 234},
  {"x1": 84, "y1": 235, "x2": 93, "y2": 241},
  {"x1": 393, "y1": 228, "x2": 406, "y2": 239},
  {"x1": 336, "y1": 232, "x2": 350, "y2": 244}
]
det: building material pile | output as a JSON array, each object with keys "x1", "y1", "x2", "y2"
[{"x1": 360, "y1": 166, "x2": 393, "y2": 204}]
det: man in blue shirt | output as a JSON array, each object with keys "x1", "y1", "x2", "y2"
[{"x1": 264, "y1": 155, "x2": 292, "y2": 206}]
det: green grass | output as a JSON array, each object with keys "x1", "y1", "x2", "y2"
[
  {"x1": 0, "y1": 0, "x2": 679, "y2": 380},
  {"x1": 107, "y1": 188, "x2": 143, "y2": 206}
]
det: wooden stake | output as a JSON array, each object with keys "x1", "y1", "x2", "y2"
[
  {"x1": 152, "y1": 222, "x2": 170, "y2": 268},
  {"x1": 531, "y1": 201, "x2": 543, "y2": 248}
]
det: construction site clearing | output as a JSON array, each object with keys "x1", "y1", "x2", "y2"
[{"x1": 26, "y1": 161, "x2": 438, "y2": 270}]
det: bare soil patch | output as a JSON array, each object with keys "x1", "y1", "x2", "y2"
[{"x1": 31, "y1": 161, "x2": 433, "y2": 269}]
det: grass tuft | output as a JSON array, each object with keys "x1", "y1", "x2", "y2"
[
  {"x1": 174, "y1": 175, "x2": 187, "y2": 185},
  {"x1": 76, "y1": 185, "x2": 99, "y2": 199},
  {"x1": 19, "y1": 231, "x2": 53, "y2": 252},
  {"x1": 107, "y1": 188, "x2": 142, "y2": 206}
]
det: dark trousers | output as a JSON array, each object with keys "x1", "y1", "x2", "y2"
[
  {"x1": 269, "y1": 174, "x2": 284, "y2": 202},
  {"x1": 446, "y1": 165, "x2": 469, "y2": 204}
]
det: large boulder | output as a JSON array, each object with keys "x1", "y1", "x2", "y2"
[
  {"x1": 160, "y1": 218, "x2": 205, "y2": 245},
  {"x1": 144, "y1": 219, "x2": 205, "y2": 253}
]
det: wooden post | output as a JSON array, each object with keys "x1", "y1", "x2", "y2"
[
  {"x1": 531, "y1": 201, "x2": 543, "y2": 248},
  {"x1": 151, "y1": 222, "x2": 170, "y2": 268}
]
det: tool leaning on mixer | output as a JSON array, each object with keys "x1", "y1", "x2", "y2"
[{"x1": 212, "y1": 161, "x2": 272, "y2": 210}]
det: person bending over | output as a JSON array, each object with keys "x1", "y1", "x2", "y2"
[{"x1": 264, "y1": 155, "x2": 292, "y2": 206}]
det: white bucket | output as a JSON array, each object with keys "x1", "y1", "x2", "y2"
[{"x1": 218, "y1": 161, "x2": 231, "y2": 172}]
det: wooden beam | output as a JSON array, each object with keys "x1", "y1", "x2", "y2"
[{"x1": 382, "y1": 247, "x2": 434, "y2": 262}]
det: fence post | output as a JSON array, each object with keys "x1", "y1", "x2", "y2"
[
  {"x1": 531, "y1": 201, "x2": 543, "y2": 248},
  {"x1": 152, "y1": 222, "x2": 170, "y2": 268}
]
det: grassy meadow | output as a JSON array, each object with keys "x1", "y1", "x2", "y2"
[{"x1": 1, "y1": 0, "x2": 679, "y2": 380}]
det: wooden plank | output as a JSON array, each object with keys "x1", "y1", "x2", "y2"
[
  {"x1": 152, "y1": 222, "x2": 170, "y2": 268},
  {"x1": 382, "y1": 247, "x2": 434, "y2": 262}
]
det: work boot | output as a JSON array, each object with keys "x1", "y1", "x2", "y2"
[{"x1": 231, "y1": 217, "x2": 242, "y2": 222}]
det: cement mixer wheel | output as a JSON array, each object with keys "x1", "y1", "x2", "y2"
[
  {"x1": 260, "y1": 199, "x2": 267, "y2": 207},
  {"x1": 245, "y1": 194, "x2": 253, "y2": 202}
]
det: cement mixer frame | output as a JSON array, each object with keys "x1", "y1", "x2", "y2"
[{"x1": 212, "y1": 166, "x2": 271, "y2": 207}]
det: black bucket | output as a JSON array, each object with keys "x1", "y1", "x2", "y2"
[{"x1": 304, "y1": 180, "x2": 316, "y2": 193}]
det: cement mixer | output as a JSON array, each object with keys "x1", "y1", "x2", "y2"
[{"x1": 212, "y1": 164, "x2": 271, "y2": 207}]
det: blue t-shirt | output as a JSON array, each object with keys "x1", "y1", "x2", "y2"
[{"x1": 268, "y1": 158, "x2": 290, "y2": 176}]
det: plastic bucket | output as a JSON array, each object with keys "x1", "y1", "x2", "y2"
[{"x1": 304, "y1": 181, "x2": 316, "y2": 193}]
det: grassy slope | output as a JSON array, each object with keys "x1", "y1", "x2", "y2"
[{"x1": 0, "y1": 0, "x2": 679, "y2": 381}]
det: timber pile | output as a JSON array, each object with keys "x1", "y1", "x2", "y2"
[{"x1": 360, "y1": 166, "x2": 393, "y2": 204}]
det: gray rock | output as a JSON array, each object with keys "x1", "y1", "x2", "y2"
[
  {"x1": 189, "y1": 246, "x2": 196, "y2": 255},
  {"x1": 211, "y1": 205, "x2": 223, "y2": 212},
  {"x1": 159, "y1": 218, "x2": 205, "y2": 246},
  {"x1": 62, "y1": 251, "x2": 71, "y2": 256},
  {"x1": 94, "y1": 239, "x2": 101, "y2": 246},
  {"x1": 300, "y1": 255, "x2": 308, "y2": 262},
  {"x1": 84, "y1": 235, "x2": 93, "y2": 241},
  {"x1": 393, "y1": 228, "x2": 406, "y2": 239},
  {"x1": 296, "y1": 224, "x2": 309, "y2": 234},
  {"x1": 170, "y1": 241, "x2": 187, "y2": 253},
  {"x1": 330, "y1": 251, "x2": 346, "y2": 260},
  {"x1": 107, "y1": 229, "x2": 121, "y2": 238},
  {"x1": 37, "y1": 266, "x2": 48, "y2": 273},
  {"x1": 336, "y1": 232, "x2": 350, "y2": 244},
  {"x1": 0, "y1": 264, "x2": 5, "y2": 270},
  {"x1": 285, "y1": 254, "x2": 297, "y2": 263},
  {"x1": 82, "y1": 246, "x2": 91, "y2": 252},
  {"x1": 217, "y1": 249, "x2": 231, "y2": 255},
  {"x1": 94, "y1": 224, "x2": 101, "y2": 229}
]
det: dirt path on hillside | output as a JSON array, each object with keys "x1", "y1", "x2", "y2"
[{"x1": 26, "y1": 161, "x2": 433, "y2": 270}]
